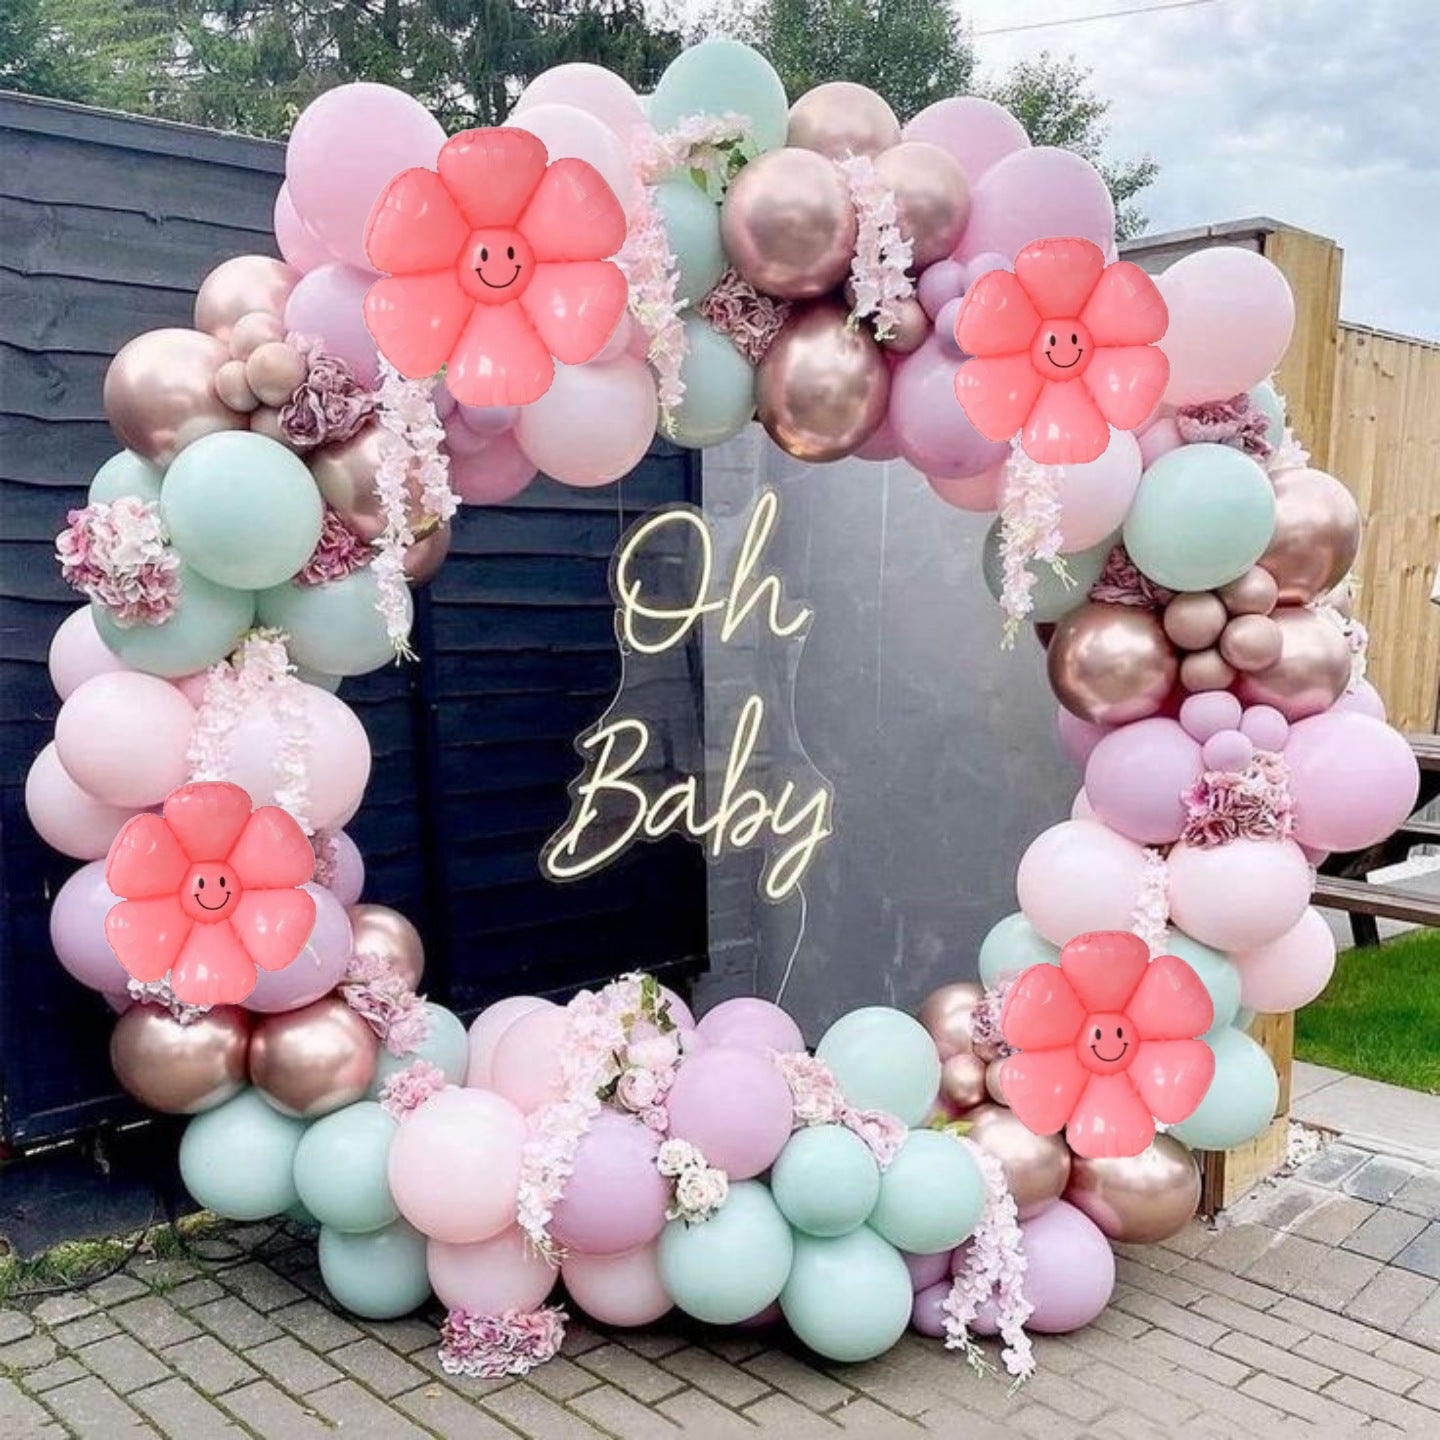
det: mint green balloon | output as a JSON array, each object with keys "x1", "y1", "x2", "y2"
[
  {"x1": 369, "y1": 1004, "x2": 469, "y2": 1096},
  {"x1": 318, "y1": 1218, "x2": 431, "y2": 1319},
  {"x1": 285, "y1": 1200, "x2": 321, "y2": 1229},
  {"x1": 293, "y1": 1101, "x2": 398, "y2": 1234},
  {"x1": 90, "y1": 450, "x2": 162, "y2": 505},
  {"x1": 982, "y1": 525, "x2": 1114, "y2": 623},
  {"x1": 1248, "y1": 380, "x2": 1285, "y2": 449},
  {"x1": 94, "y1": 567, "x2": 254, "y2": 678},
  {"x1": 781, "y1": 1227, "x2": 912, "y2": 1362},
  {"x1": 670, "y1": 317, "x2": 756, "y2": 449},
  {"x1": 650, "y1": 41, "x2": 789, "y2": 155},
  {"x1": 979, "y1": 912, "x2": 1061, "y2": 987},
  {"x1": 1122, "y1": 444, "x2": 1276, "y2": 591},
  {"x1": 1163, "y1": 930, "x2": 1241, "y2": 1035},
  {"x1": 816, "y1": 1008, "x2": 941, "y2": 1127},
  {"x1": 1169, "y1": 1028, "x2": 1278, "y2": 1152},
  {"x1": 179, "y1": 1089, "x2": 306, "y2": 1221},
  {"x1": 257, "y1": 567, "x2": 408, "y2": 677},
  {"x1": 771, "y1": 1125, "x2": 880, "y2": 1238},
  {"x1": 870, "y1": 1131, "x2": 985, "y2": 1254},
  {"x1": 294, "y1": 664, "x2": 342, "y2": 693},
  {"x1": 654, "y1": 181, "x2": 726, "y2": 305},
  {"x1": 162, "y1": 431, "x2": 323, "y2": 590},
  {"x1": 658, "y1": 1180, "x2": 793, "y2": 1324}
]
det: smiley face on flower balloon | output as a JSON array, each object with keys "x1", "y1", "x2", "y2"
[{"x1": 999, "y1": 931, "x2": 1215, "y2": 1159}]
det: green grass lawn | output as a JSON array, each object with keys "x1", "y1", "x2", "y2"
[{"x1": 1295, "y1": 926, "x2": 1440, "y2": 1093}]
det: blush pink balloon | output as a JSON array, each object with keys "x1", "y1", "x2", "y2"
[
  {"x1": 48, "y1": 607, "x2": 129, "y2": 700},
  {"x1": 1055, "y1": 430, "x2": 1142, "y2": 553},
  {"x1": 1167, "y1": 837, "x2": 1313, "y2": 951},
  {"x1": 902, "y1": 97, "x2": 1030, "y2": 186},
  {"x1": 916, "y1": 259, "x2": 968, "y2": 319},
  {"x1": 428, "y1": 1226, "x2": 558, "y2": 1313},
  {"x1": 455, "y1": 402, "x2": 520, "y2": 439},
  {"x1": 1056, "y1": 709, "x2": 1110, "y2": 768},
  {"x1": 927, "y1": 464, "x2": 1003, "y2": 512},
  {"x1": 515, "y1": 360, "x2": 657, "y2": 487},
  {"x1": 1015, "y1": 1200, "x2": 1115, "y2": 1333},
  {"x1": 509, "y1": 102, "x2": 639, "y2": 219},
  {"x1": 665, "y1": 1046, "x2": 795, "y2": 1180},
  {"x1": 550, "y1": 1111, "x2": 671, "y2": 1256},
  {"x1": 489, "y1": 1004, "x2": 570, "y2": 1112},
  {"x1": 1084, "y1": 718, "x2": 1203, "y2": 845},
  {"x1": 49, "y1": 860, "x2": 128, "y2": 993},
  {"x1": 387, "y1": 1088, "x2": 526, "y2": 1243},
  {"x1": 1015, "y1": 819, "x2": 1150, "y2": 948},
  {"x1": 911, "y1": 1279, "x2": 952, "y2": 1337},
  {"x1": 1330, "y1": 680, "x2": 1386, "y2": 722},
  {"x1": 326, "y1": 830, "x2": 365, "y2": 907},
  {"x1": 449, "y1": 431, "x2": 539, "y2": 505},
  {"x1": 903, "y1": 1249, "x2": 953, "y2": 1293},
  {"x1": 1231, "y1": 908, "x2": 1336, "y2": 1014},
  {"x1": 563, "y1": 1242, "x2": 673, "y2": 1327},
  {"x1": 891, "y1": 339, "x2": 1009, "y2": 479},
  {"x1": 1178, "y1": 691, "x2": 1243, "y2": 743},
  {"x1": 955, "y1": 148, "x2": 1115, "y2": 264},
  {"x1": 1071, "y1": 788, "x2": 1095, "y2": 821},
  {"x1": 1138, "y1": 415, "x2": 1183, "y2": 467},
  {"x1": 855, "y1": 415, "x2": 901, "y2": 462},
  {"x1": 466, "y1": 996, "x2": 554, "y2": 1088},
  {"x1": 513, "y1": 64, "x2": 647, "y2": 146},
  {"x1": 272, "y1": 184, "x2": 333, "y2": 274},
  {"x1": 696, "y1": 997, "x2": 805, "y2": 1056},
  {"x1": 245, "y1": 883, "x2": 353, "y2": 1013},
  {"x1": 25, "y1": 743, "x2": 135, "y2": 860},
  {"x1": 283, "y1": 263, "x2": 380, "y2": 386}
]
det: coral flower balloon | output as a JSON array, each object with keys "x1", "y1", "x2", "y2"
[
  {"x1": 104, "y1": 782, "x2": 317, "y2": 1007},
  {"x1": 954, "y1": 238, "x2": 1169, "y2": 465},
  {"x1": 999, "y1": 931, "x2": 1215, "y2": 1159},
  {"x1": 363, "y1": 128, "x2": 628, "y2": 407}
]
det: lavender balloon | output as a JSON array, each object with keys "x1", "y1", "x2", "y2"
[
  {"x1": 49, "y1": 860, "x2": 128, "y2": 994},
  {"x1": 910, "y1": 1279, "x2": 952, "y2": 1338},
  {"x1": 890, "y1": 338, "x2": 1008, "y2": 479},
  {"x1": 934, "y1": 298, "x2": 964, "y2": 358},
  {"x1": 549, "y1": 1111, "x2": 670, "y2": 1256},
  {"x1": 1015, "y1": 1200, "x2": 1116, "y2": 1333},
  {"x1": 916, "y1": 260, "x2": 967, "y2": 319},
  {"x1": 666, "y1": 1046, "x2": 795, "y2": 1180},
  {"x1": 246, "y1": 884, "x2": 352, "y2": 1013},
  {"x1": 696, "y1": 997, "x2": 804, "y2": 1056}
]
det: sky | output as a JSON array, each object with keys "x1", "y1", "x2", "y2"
[{"x1": 961, "y1": 0, "x2": 1439, "y2": 340}]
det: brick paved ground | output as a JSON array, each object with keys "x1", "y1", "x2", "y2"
[{"x1": 2, "y1": 1139, "x2": 1439, "y2": 1439}]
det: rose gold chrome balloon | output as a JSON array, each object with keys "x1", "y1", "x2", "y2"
[
  {"x1": 1217, "y1": 564, "x2": 1278, "y2": 617},
  {"x1": 214, "y1": 360, "x2": 260, "y2": 414},
  {"x1": 245, "y1": 342, "x2": 309, "y2": 407},
  {"x1": 1219, "y1": 613, "x2": 1283, "y2": 673},
  {"x1": 1047, "y1": 602, "x2": 1178, "y2": 725},
  {"x1": 940, "y1": 1053, "x2": 988, "y2": 1111},
  {"x1": 347, "y1": 903, "x2": 426, "y2": 989},
  {"x1": 404, "y1": 523, "x2": 451, "y2": 586},
  {"x1": 874, "y1": 142, "x2": 970, "y2": 269},
  {"x1": 1258, "y1": 468, "x2": 1361, "y2": 605},
  {"x1": 194, "y1": 255, "x2": 300, "y2": 344},
  {"x1": 1065, "y1": 1134, "x2": 1201, "y2": 1244},
  {"x1": 963, "y1": 1103, "x2": 1071, "y2": 1219},
  {"x1": 757, "y1": 302, "x2": 890, "y2": 462},
  {"x1": 917, "y1": 981, "x2": 984, "y2": 1061},
  {"x1": 1236, "y1": 606, "x2": 1352, "y2": 720},
  {"x1": 985, "y1": 1058, "x2": 1008, "y2": 1106},
  {"x1": 720, "y1": 149, "x2": 857, "y2": 300},
  {"x1": 312, "y1": 424, "x2": 420, "y2": 541},
  {"x1": 228, "y1": 310, "x2": 288, "y2": 361},
  {"x1": 103, "y1": 328, "x2": 248, "y2": 466},
  {"x1": 1162, "y1": 592, "x2": 1227, "y2": 652},
  {"x1": 1179, "y1": 647, "x2": 1236, "y2": 693},
  {"x1": 787, "y1": 82, "x2": 902, "y2": 160},
  {"x1": 878, "y1": 297, "x2": 931, "y2": 355},
  {"x1": 109, "y1": 1005, "x2": 251, "y2": 1115},
  {"x1": 249, "y1": 996, "x2": 379, "y2": 1119},
  {"x1": 248, "y1": 405, "x2": 302, "y2": 451}
]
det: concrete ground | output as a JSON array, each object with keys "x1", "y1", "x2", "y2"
[{"x1": 2, "y1": 1074, "x2": 1439, "y2": 1439}]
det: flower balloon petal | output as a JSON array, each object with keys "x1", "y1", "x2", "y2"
[
  {"x1": 1081, "y1": 263, "x2": 1169, "y2": 346},
  {"x1": 229, "y1": 807, "x2": 321, "y2": 889},
  {"x1": 1021, "y1": 381, "x2": 1111, "y2": 467},
  {"x1": 1061, "y1": 931, "x2": 1150, "y2": 1013},
  {"x1": 1082, "y1": 345, "x2": 1170, "y2": 430},
  {"x1": 521, "y1": 263, "x2": 630, "y2": 364},
  {"x1": 105, "y1": 896, "x2": 191, "y2": 981},
  {"x1": 953, "y1": 355, "x2": 1044, "y2": 442},
  {"x1": 999, "y1": 1047, "x2": 1088, "y2": 1135},
  {"x1": 231, "y1": 887, "x2": 319, "y2": 971},
  {"x1": 365, "y1": 273, "x2": 471, "y2": 378},
  {"x1": 520, "y1": 160, "x2": 628, "y2": 263},
  {"x1": 438, "y1": 128, "x2": 548, "y2": 228},
  {"x1": 366, "y1": 169, "x2": 470, "y2": 275},
  {"x1": 954, "y1": 271, "x2": 1041, "y2": 357},
  {"x1": 1068, "y1": 1073, "x2": 1157, "y2": 1159},
  {"x1": 1013, "y1": 237, "x2": 1104, "y2": 319},
  {"x1": 999, "y1": 964, "x2": 1086, "y2": 1050},
  {"x1": 448, "y1": 303, "x2": 555, "y2": 408},
  {"x1": 163, "y1": 782, "x2": 253, "y2": 862},
  {"x1": 1131, "y1": 1039, "x2": 1216, "y2": 1123},
  {"x1": 1126, "y1": 953, "x2": 1215, "y2": 1041},
  {"x1": 172, "y1": 922, "x2": 257, "y2": 1008},
  {"x1": 105, "y1": 814, "x2": 190, "y2": 899}
]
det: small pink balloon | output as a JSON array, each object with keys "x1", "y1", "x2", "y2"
[
  {"x1": 927, "y1": 464, "x2": 1002, "y2": 512},
  {"x1": 956, "y1": 147, "x2": 1115, "y2": 263},
  {"x1": 24, "y1": 742, "x2": 135, "y2": 860},
  {"x1": 903, "y1": 1249, "x2": 953, "y2": 1293},
  {"x1": 696, "y1": 997, "x2": 805, "y2": 1055},
  {"x1": 910, "y1": 1279, "x2": 952, "y2": 1338},
  {"x1": 49, "y1": 860, "x2": 128, "y2": 993},
  {"x1": 903, "y1": 96, "x2": 1030, "y2": 186},
  {"x1": 490, "y1": 1005, "x2": 570, "y2": 1112},
  {"x1": 934, "y1": 297, "x2": 965, "y2": 359},
  {"x1": 1084, "y1": 718, "x2": 1202, "y2": 845},
  {"x1": 1201, "y1": 728, "x2": 1256, "y2": 773},
  {"x1": 1056, "y1": 708, "x2": 1110, "y2": 768},
  {"x1": 449, "y1": 430, "x2": 539, "y2": 505},
  {"x1": 1054, "y1": 430, "x2": 1143, "y2": 553},
  {"x1": 428, "y1": 1226, "x2": 557, "y2": 1314},
  {"x1": 550, "y1": 1111, "x2": 671, "y2": 1256},
  {"x1": 960, "y1": 252, "x2": 1011, "y2": 288},
  {"x1": 171, "y1": 672, "x2": 212, "y2": 706},
  {"x1": 562, "y1": 1242, "x2": 672, "y2": 1327},
  {"x1": 273, "y1": 183, "x2": 332, "y2": 274},
  {"x1": 283, "y1": 263, "x2": 380, "y2": 386},
  {"x1": 1137, "y1": 415, "x2": 1183, "y2": 468},
  {"x1": 245, "y1": 884, "x2": 353, "y2": 1013},
  {"x1": 456, "y1": 403, "x2": 521, "y2": 439},
  {"x1": 1071, "y1": 787, "x2": 1095, "y2": 821},
  {"x1": 466, "y1": 996, "x2": 554, "y2": 1088},
  {"x1": 1239, "y1": 704, "x2": 1289, "y2": 752},
  {"x1": 590, "y1": 312, "x2": 639, "y2": 365},
  {"x1": 665, "y1": 1046, "x2": 794, "y2": 1180},
  {"x1": 1284, "y1": 712, "x2": 1420, "y2": 852},
  {"x1": 48, "y1": 608, "x2": 130, "y2": 701},
  {"x1": 1329, "y1": 680, "x2": 1387, "y2": 722},
  {"x1": 1178, "y1": 692, "x2": 1243, "y2": 743},
  {"x1": 1231, "y1": 908, "x2": 1336, "y2": 1014},
  {"x1": 1167, "y1": 837, "x2": 1312, "y2": 951},
  {"x1": 855, "y1": 416, "x2": 902, "y2": 462},
  {"x1": 1016, "y1": 1200, "x2": 1116, "y2": 1333},
  {"x1": 1016, "y1": 819, "x2": 1150, "y2": 948},
  {"x1": 916, "y1": 259, "x2": 968, "y2": 319}
]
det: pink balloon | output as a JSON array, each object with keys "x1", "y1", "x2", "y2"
[
  {"x1": 509, "y1": 102, "x2": 639, "y2": 219},
  {"x1": 891, "y1": 339, "x2": 1009, "y2": 479},
  {"x1": 449, "y1": 431, "x2": 540, "y2": 506},
  {"x1": 1179, "y1": 692, "x2": 1243, "y2": 743},
  {"x1": 1202, "y1": 729, "x2": 1254, "y2": 773},
  {"x1": 903, "y1": 1249, "x2": 953, "y2": 1293},
  {"x1": 563, "y1": 1242, "x2": 672, "y2": 1327},
  {"x1": 49, "y1": 860, "x2": 128, "y2": 993},
  {"x1": 1137, "y1": 415, "x2": 1183, "y2": 468},
  {"x1": 658, "y1": 986, "x2": 696, "y2": 1032},
  {"x1": 1085, "y1": 718, "x2": 1202, "y2": 845},
  {"x1": 283, "y1": 263, "x2": 380, "y2": 386},
  {"x1": 514, "y1": 64, "x2": 647, "y2": 146},
  {"x1": 466, "y1": 996, "x2": 554, "y2": 1088},
  {"x1": 955, "y1": 148, "x2": 1115, "y2": 264},
  {"x1": 515, "y1": 360, "x2": 657, "y2": 487},
  {"x1": 902, "y1": 97, "x2": 1030, "y2": 186},
  {"x1": 441, "y1": 410, "x2": 493, "y2": 458},
  {"x1": 456, "y1": 402, "x2": 520, "y2": 439},
  {"x1": 1158, "y1": 248, "x2": 1295, "y2": 406},
  {"x1": 1071, "y1": 787, "x2": 1095, "y2": 821},
  {"x1": 55, "y1": 672, "x2": 195, "y2": 809},
  {"x1": 550, "y1": 1111, "x2": 670, "y2": 1256},
  {"x1": 326, "y1": 830, "x2": 365, "y2": 907},
  {"x1": 1016, "y1": 819, "x2": 1150, "y2": 948},
  {"x1": 927, "y1": 464, "x2": 1002, "y2": 512},
  {"x1": 665, "y1": 1046, "x2": 795, "y2": 1180},
  {"x1": 1167, "y1": 837, "x2": 1313, "y2": 951},
  {"x1": 855, "y1": 415, "x2": 901, "y2": 462},
  {"x1": 428, "y1": 1227, "x2": 557, "y2": 1313},
  {"x1": 1284, "y1": 712, "x2": 1420, "y2": 852},
  {"x1": 273, "y1": 184, "x2": 333, "y2": 274},
  {"x1": 286, "y1": 82, "x2": 446, "y2": 270},
  {"x1": 171, "y1": 672, "x2": 212, "y2": 707},
  {"x1": 245, "y1": 884, "x2": 353, "y2": 1013},
  {"x1": 696, "y1": 997, "x2": 805, "y2": 1056},
  {"x1": 25, "y1": 743, "x2": 135, "y2": 860},
  {"x1": 1056, "y1": 709, "x2": 1110, "y2": 768},
  {"x1": 1055, "y1": 431, "x2": 1142, "y2": 553},
  {"x1": 48, "y1": 608, "x2": 129, "y2": 701},
  {"x1": 490, "y1": 1005, "x2": 570, "y2": 1112},
  {"x1": 1231, "y1": 908, "x2": 1336, "y2": 1013},
  {"x1": 1240, "y1": 704, "x2": 1289, "y2": 752},
  {"x1": 1330, "y1": 680, "x2": 1387, "y2": 722},
  {"x1": 387, "y1": 1088, "x2": 526, "y2": 1243},
  {"x1": 1015, "y1": 1200, "x2": 1115, "y2": 1333},
  {"x1": 916, "y1": 259, "x2": 968, "y2": 319},
  {"x1": 910, "y1": 1279, "x2": 952, "y2": 1338}
]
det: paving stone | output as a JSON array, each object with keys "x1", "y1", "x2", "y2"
[
  {"x1": 132, "y1": 1259, "x2": 199, "y2": 1293},
  {"x1": 1069, "y1": 1356, "x2": 1199, "y2": 1428},
  {"x1": 1085, "y1": 1305, "x2": 1148, "y2": 1340},
  {"x1": 1294, "y1": 1192, "x2": 1379, "y2": 1245},
  {"x1": 218, "y1": 1379, "x2": 332, "y2": 1439},
  {"x1": 742, "y1": 1392, "x2": 843, "y2": 1434},
  {"x1": 188, "y1": 1296, "x2": 282, "y2": 1349},
  {"x1": 576, "y1": 1342, "x2": 688, "y2": 1403},
  {"x1": 1213, "y1": 1330, "x2": 1336, "y2": 1390},
  {"x1": 483, "y1": 1382, "x2": 611, "y2": 1438},
  {"x1": 703, "y1": 1332, "x2": 772, "y2": 1364},
  {"x1": 1408, "y1": 1377, "x2": 1440, "y2": 1411},
  {"x1": 1270, "y1": 1296, "x2": 1390, "y2": 1353},
  {"x1": 1374, "y1": 1333, "x2": 1440, "y2": 1375},
  {"x1": 1294, "y1": 1333, "x2": 1422, "y2": 1395},
  {"x1": 662, "y1": 1345, "x2": 771, "y2": 1407},
  {"x1": 818, "y1": 1355, "x2": 933, "y2": 1419},
  {"x1": 1239, "y1": 1371, "x2": 1366, "y2": 1430},
  {"x1": 830, "y1": 1395, "x2": 924, "y2": 1434},
  {"x1": 1344, "y1": 1158, "x2": 1424, "y2": 1206},
  {"x1": 659, "y1": 1386, "x2": 764, "y2": 1435},
  {"x1": 326, "y1": 1337, "x2": 429, "y2": 1399},
  {"x1": 1112, "y1": 1258, "x2": 1207, "y2": 1305},
  {"x1": 1190, "y1": 1291, "x2": 1309, "y2": 1349},
  {"x1": 244, "y1": 1336, "x2": 342, "y2": 1395},
  {"x1": 78, "y1": 1333, "x2": 172, "y2": 1394},
  {"x1": 1014, "y1": 1371, "x2": 1111, "y2": 1423},
  {"x1": 1010, "y1": 1403, "x2": 1093, "y2": 1440},
  {"x1": 1392, "y1": 1172, "x2": 1440, "y2": 1221},
  {"x1": 1174, "y1": 1258, "x2": 1283, "y2": 1311},
  {"x1": 159, "y1": 1335, "x2": 259, "y2": 1395},
  {"x1": 1344, "y1": 1209, "x2": 1431, "y2": 1262},
  {"x1": 218, "y1": 1263, "x2": 305, "y2": 1314},
  {"x1": 23, "y1": 1357, "x2": 88, "y2": 1392},
  {"x1": 558, "y1": 1320, "x2": 606, "y2": 1357},
  {"x1": 52, "y1": 1314, "x2": 119, "y2": 1349},
  {"x1": 1399, "y1": 1287, "x2": 1440, "y2": 1347},
  {"x1": 1297, "y1": 1142, "x2": 1372, "y2": 1188},
  {"x1": 743, "y1": 1349, "x2": 854, "y2": 1412},
  {"x1": 394, "y1": 1384, "x2": 517, "y2": 1439},
  {"x1": 271, "y1": 1298, "x2": 364, "y2": 1352},
  {"x1": 1158, "y1": 1222, "x2": 1214, "y2": 1258},
  {"x1": 1142, "y1": 1365, "x2": 1292, "y2": 1436},
  {"x1": 1345, "y1": 1266, "x2": 1437, "y2": 1331},
  {"x1": 84, "y1": 1274, "x2": 149, "y2": 1307},
  {"x1": 1394, "y1": 1222, "x2": 1440, "y2": 1280},
  {"x1": 1197, "y1": 1222, "x2": 1279, "y2": 1275},
  {"x1": 361, "y1": 1316, "x2": 438, "y2": 1355},
  {"x1": 33, "y1": 1294, "x2": 94, "y2": 1327},
  {"x1": 110, "y1": 1296, "x2": 202, "y2": 1350},
  {"x1": 1137, "y1": 1327, "x2": 1252, "y2": 1386},
  {"x1": 0, "y1": 1375, "x2": 60, "y2": 1438},
  {"x1": 165, "y1": 1279, "x2": 225, "y2": 1310},
  {"x1": 129, "y1": 1377, "x2": 247, "y2": 1438},
  {"x1": 307, "y1": 1378, "x2": 434, "y2": 1438},
  {"x1": 1294, "y1": 1243, "x2": 1385, "y2": 1308},
  {"x1": 43, "y1": 1376, "x2": 152, "y2": 1437},
  {"x1": 571, "y1": 1382, "x2": 683, "y2": 1437},
  {"x1": 522, "y1": 1354, "x2": 603, "y2": 1402},
  {"x1": 0, "y1": 1334, "x2": 60, "y2": 1369},
  {"x1": 618, "y1": 1329, "x2": 691, "y2": 1359},
  {"x1": 1324, "y1": 1375, "x2": 1440, "y2": 1432},
  {"x1": 1109, "y1": 1286, "x2": 1226, "y2": 1345}
]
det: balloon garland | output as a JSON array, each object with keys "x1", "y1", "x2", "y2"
[{"x1": 22, "y1": 36, "x2": 1419, "y2": 1387}]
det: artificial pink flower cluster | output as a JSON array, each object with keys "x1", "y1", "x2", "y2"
[
  {"x1": 1181, "y1": 751, "x2": 1295, "y2": 848},
  {"x1": 969, "y1": 982, "x2": 1013, "y2": 1064},
  {"x1": 838, "y1": 154, "x2": 915, "y2": 342},
  {"x1": 612, "y1": 1024, "x2": 682, "y2": 1133},
  {"x1": 278, "y1": 339, "x2": 375, "y2": 450},
  {"x1": 656, "y1": 1138, "x2": 729, "y2": 1224},
  {"x1": 340, "y1": 951, "x2": 431, "y2": 1056},
  {"x1": 770, "y1": 1050, "x2": 906, "y2": 1169},
  {"x1": 1088, "y1": 544, "x2": 1171, "y2": 611},
  {"x1": 438, "y1": 1306, "x2": 567, "y2": 1379},
  {"x1": 56, "y1": 497, "x2": 181, "y2": 627},
  {"x1": 699, "y1": 269, "x2": 791, "y2": 365},
  {"x1": 376, "y1": 1058, "x2": 448, "y2": 1119},
  {"x1": 1174, "y1": 392, "x2": 1272, "y2": 459},
  {"x1": 617, "y1": 187, "x2": 686, "y2": 428},
  {"x1": 633, "y1": 113, "x2": 755, "y2": 196},
  {"x1": 296, "y1": 508, "x2": 370, "y2": 587}
]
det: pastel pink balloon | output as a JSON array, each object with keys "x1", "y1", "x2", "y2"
[
  {"x1": 927, "y1": 464, "x2": 1003, "y2": 512},
  {"x1": 697, "y1": 997, "x2": 805, "y2": 1056},
  {"x1": 1283, "y1": 712, "x2": 1420, "y2": 852},
  {"x1": 449, "y1": 431, "x2": 539, "y2": 506},
  {"x1": 1202, "y1": 729, "x2": 1255, "y2": 773},
  {"x1": 513, "y1": 64, "x2": 647, "y2": 146},
  {"x1": 1231, "y1": 908, "x2": 1336, "y2": 1013},
  {"x1": 1167, "y1": 837, "x2": 1312, "y2": 951},
  {"x1": 563, "y1": 1242, "x2": 672, "y2": 1327},
  {"x1": 1071, "y1": 788, "x2": 1095, "y2": 821},
  {"x1": 1179, "y1": 692, "x2": 1243, "y2": 743},
  {"x1": 466, "y1": 996, "x2": 554, "y2": 1088},
  {"x1": 326, "y1": 830, "x2": 365, "y2": 907},
  {"x1": 1138, "y1": 415, "x2": 1183, "y2": 467},
  {"x1": 387, "y1": 1088, "x2": 526, "y2": 1243},
  {"x1": 171, "y1": 672, "x2": 212, "y2": 707},
  {"x1": 665, "y1": 1046, "x2": 795, "y2": 1180},
  {"x1": 903, "y1": 1249, "x2": 953, "y2": 1293},
  {"x1": 489, "y1": 1005, "x2": 570, "y2": 1112},
  {"x1": 1016, "y1": 1200, "x2": 1115, "y2": 1333},
  {"x1": 1084, "y1": 718, "x2": 1202, "y2": 845},
  {"x1": 891, "y1": 339, "x2": 1009, "y2": 479},
  {"x1": 55, "y1": 672, "x2": 195, "y2": 809},
  {"x1": 273, "y1": 183, "x2": 333, "y2": 274},
  {"x1": 49, "y1": 860, "x2": 128, "y2": 993},
  {"x1": 427, "y1": 1227, "x2": 557, "y2": 1313},
  {"x1": 855, "y1": 415, "x2": 901, "y2": 462},
  {"x1": 25, "y1": 743, "x2": 135, "y2": 859},
  {"x1": 902, "y1": 97, "x2": 1030, "y2": 186},
  {"x1": 910, "y1": 1279, "x2": 951, "y2": 1337},
  {"x1": 658, "y1": 986, "x2": 696, "y2": 1032},
  {"x1": 550, "y1": 1111, "x2": 670, "y2": 1256},
  {"x1": 509, "y1": 102, "x2": 639, "y2": 219},
  {"x1": 1239, "y1": 704, "x2": 1289, "y2": 752},
  {"x1": 48, "y1": 607, "x2": 129, "y2": 700},
  {"x1": 1056, "y1": 708, "x2": 1110, "y2": 768},
  {"x1": 515, "y1": 360, "x2": 657, "y2": 488},
  {"x1": 1329, "y1": 680, "x2": 1387, "y2": 722},
  {"x1": 591, "y1": 312, "x2": 642, "y2": 365},
  {"x1": 283, "y1": 263, "x2": 380, "y2": 386},
  {"x1": 1158, "y1": 248, "x2": 1295, "y2": 406},
  {"x1": 245, "y1": 883, "x2": 353, "y2": 1013},
  {"x1": 1055, "y1": 430, "x2": 1142, "y2": 553},
  {"x1": 955, "y1": 148, "x2": 1115, "y2": 264},
  {"x1": 1016, "y1": 819, "x2": 1150, "y2": 948},
  {"x1": 916, "y1": 259, "x2": 968, "y2": 319},
  {"x1": 455, "y1": 402, "x2": 520, "y2": 439}
]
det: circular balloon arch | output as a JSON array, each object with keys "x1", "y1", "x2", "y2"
[{"x1": 25, "y1": 38, "x2": 1417, "y2": 1385}]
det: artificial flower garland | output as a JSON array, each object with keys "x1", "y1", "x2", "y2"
[
  {"x1": 837, "y1": 154, "x2": 916, "y2": 342},
  {"x1": 996, "y1": 440, "x2": 1070, "y2": 643},
  {"x1": 1130, "y1": 846, "x2": 1171, "y2": 957},
  {"x1": 770, "y1": 1049, "x2": 906, "y2": 1169},
  {"x1": 656, "y1": 1138, "x2": 730, "y2": 1224},
  {"x1": 616, "y1": 187, "x2": 687, "y2": 432}
]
